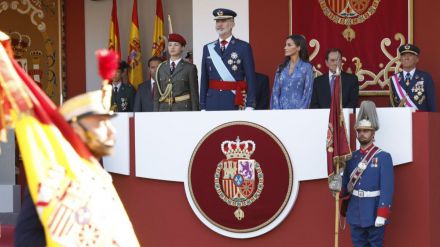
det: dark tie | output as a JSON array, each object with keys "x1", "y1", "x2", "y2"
[
  {"x1": 170, "y1": 61, "x2": 176, "y2": 74},
  {"x1": 405, "y1": 72, "x2": 411, "y2": 86},
  {"x1": 220, "y1": 40, "x2": 228, "y2": 53},
  {"x1": 330, "y1": 75, "x2": 336, "y2": 96},
  {"x1": 151, "y1": 83, "x2": 156, "y2": 98},
  {"x1": 113, "y1": 86, "x2": 118, "y2": 94}
]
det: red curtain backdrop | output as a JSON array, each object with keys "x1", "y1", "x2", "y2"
[{"x1": 291, "y1": 0, "x2": 410, "y2": 93}]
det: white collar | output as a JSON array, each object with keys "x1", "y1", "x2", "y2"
[
  {"x1": 328, "y1": 71, "x2": 337, "y2": 80},
  {"x1": 403, "y1": 68, "x2": 416, "y2": 78},
  {"x1": 170, "y1": 58, "x2": 182, "y2": 67},
  {"x1": 218, "y1": 35, "x2": 233, "y2": 44},
  {"x1": 113, "y1": 82, "x2": 122, "y2": 89}
]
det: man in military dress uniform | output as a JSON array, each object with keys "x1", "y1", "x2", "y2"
[
  {"x1": 15, "y1": 89, "x2": 119, "y2": 247},
  {"x1": 111, "y1": 60, "x2": 135, "y2": 112},
  {"x1": 154, "y1": 33, "x2": 199, "y2": 111},
  {"x1": 337, "y1": 101, "x2": 394, "y2": 247},
  {"x1": 389, "y1": 44, "x2": 436, "y2": 112},
  {"x1": 200, "y1": 8, "x2": 256, "y2": 110}
]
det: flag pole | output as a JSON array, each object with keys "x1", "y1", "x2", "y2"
[
  {"x1": 168, "y1": 14, "x2": 173, "y2": 34},
  {"x1": 334, "y1": 60, "x2": 342, "y2": 247},
  {"x1": 335, "y1": 160, "x2": 340, "y2": 247}
]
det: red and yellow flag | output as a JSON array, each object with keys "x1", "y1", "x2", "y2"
[
  {"x1": 0, "y1": 32, "x2": 139, "y2": 246},
  {"x1": 108, "y1": 0, "x2": 121, "y2": 57},
  {"x1": 151, "y1": 0, "x2": 165, "y2": 58},
  {"x1": 326, "y1": 74, "x2": 352, "y2": 175},
  {"x1": 127, "y1": 0, "x2": 143, "y2": 90}
]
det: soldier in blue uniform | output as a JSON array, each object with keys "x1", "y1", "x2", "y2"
[
  {"x1": 340, "y1": 101, "x2": 394, "y2": 247},
  {"x1": 200, "y1": 8, "x2": 256, "y2": 110},
  {"x1": 389, "y1": 44, "x2": 436, "y2": 112}
]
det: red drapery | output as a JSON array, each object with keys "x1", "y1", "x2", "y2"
[{"x1": 291, "y1": 0, "x2": 411, "y2": 93}]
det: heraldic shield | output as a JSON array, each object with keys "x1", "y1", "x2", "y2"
[
  {"x1": 214, "y1": 137, "x2": 264, "y2": 220},
  {"x1": 188, "y1": 121, "x2": 293, "y2": 234}
]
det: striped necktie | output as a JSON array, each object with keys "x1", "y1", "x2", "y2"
[{"x1": 404, "y1": 72, "x2": 411, "y2": 86}]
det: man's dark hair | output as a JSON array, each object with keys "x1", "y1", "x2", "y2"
[
  {"x1": 325, "y1": 48, "x2": 342, "y2": 61},
  {"x1": 148, "y1": 56, "x2": 164, "y2": 67},
  {"x1": 119, "y1": 60, "x2": 129, "y2": 72}
]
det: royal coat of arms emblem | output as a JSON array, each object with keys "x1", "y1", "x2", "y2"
[
  {"x1": 319, "y1": 0, "x2": 381, "y2": 41},
  {"x1": 214, "y1": 137, "x2": 264, "y2": 220},
  {"x1": 188, "y1": 121, "x2": 293, "y2": 236}
]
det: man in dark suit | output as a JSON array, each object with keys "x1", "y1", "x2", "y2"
[
  {"x1": 111, "y1": 61, "x2": 135, "y2": 112},
  {"x1": 310, "y1": 48, "x2": 359, "y2": 109},
  {"x1": 255, "y1": 72, "x2": 270, "y2": 110},
  {"x1": 200, "y1": 8, "x2": 256, "y2": 110},
  {"x1": 133, "y1": 56, "x2": 163, "y2": 112}
]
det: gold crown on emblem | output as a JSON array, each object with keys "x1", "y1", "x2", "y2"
[
  {"x1": 217, "y1": 10, "x2": 223, "y2": 16},
  {"x1": 221, "y1": 137, "x2": 255, "y2": 159},
  {"x1": 30, "y1": 50, "x2": 42, "y2": 57},
  {"x1": 9, "y1": 32, "x2": 31, "y2": 58}
]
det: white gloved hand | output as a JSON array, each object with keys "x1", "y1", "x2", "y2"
[
  {"x1": 374, "y1": 216, "x2": 386, "y2": 227},
  {"x1": 245, "y1": 107, "x2": 254, "y2": 111}
]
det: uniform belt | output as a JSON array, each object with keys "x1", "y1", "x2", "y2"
[
  {"x1": 352, "y1": 189, "x2": 380, "y2": 198},
  {"x1": 208, "y1": 80, "x2": 247, "y2": 106},
  {"x1": 162, "y1": 94, "x2": 190, "y2": 103}
]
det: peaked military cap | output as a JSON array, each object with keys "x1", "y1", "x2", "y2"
[
  {"x1": 213, "y1": 8, "x2": 237, "y2": 20},
  {"x1": 399, "y1": 44, "x2": 420, "y2": 56}
]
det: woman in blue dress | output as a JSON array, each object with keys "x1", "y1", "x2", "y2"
[{"x1": 270, "y1": 35, "x2": 314, "y2": 109}]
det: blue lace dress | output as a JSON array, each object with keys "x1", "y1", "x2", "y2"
[{"x1": 270, "y1": 59, "x2": 314, "y2": 109}]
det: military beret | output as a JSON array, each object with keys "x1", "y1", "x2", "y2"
[
  {"x1": 60, "y1": 89, "x2": 115, "y2": 122},
  {"x1": 399, "y1": 44, "x2": 420, "y2": 56},
  {"x1": 168, "y1": 33, "x2": 187, "y2": 46},
  {"x1": 213, "y1": 8, "x2": 237, "y2": 20}
]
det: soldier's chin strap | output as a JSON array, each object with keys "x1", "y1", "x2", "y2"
[{"x1": 74, "y1": 118, "x2": 113, "y2": 149}]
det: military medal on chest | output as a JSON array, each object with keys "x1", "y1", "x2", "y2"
[
  {"x1": 214, "y1": 137, "x2": 264, "y2": 220},
  {"x1": 371, "y1": 157, "x2": 379, "y2": 168},
  {"x1": 227, "y1": 52, "x2": 241, "y2": 71},
  {"x1": 121, "y1": 97, "x2": 128, "y2": 111},
  {"x1": 411, "y1": 79, "x2": 425, "y2": 104}
]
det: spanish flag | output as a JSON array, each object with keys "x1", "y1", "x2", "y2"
[
  {"x1": 127, "y1": 0, "x2": 143, "y2": 90},
  {"x1": 151, "y1": 0, "x2": 165, "y2": 57},
  {"x1": 326, "y1": 73, "x2": 351, "y2": 176},
  {"x1": 0, "y1": 32, "x2": 139, "y2": 246},
  {"x1": 108, "y1": 0, "x2": 121, "y2": 57}
]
